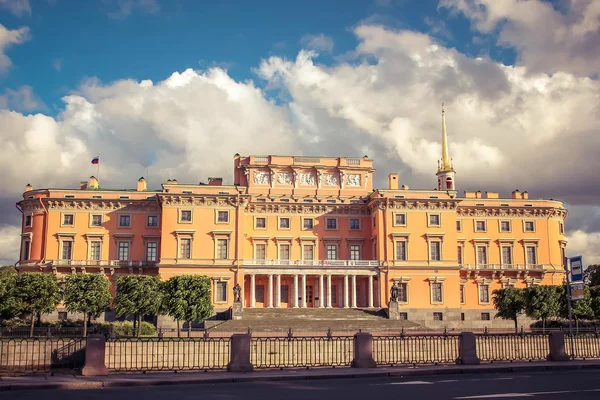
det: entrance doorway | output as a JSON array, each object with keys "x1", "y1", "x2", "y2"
[{"x1": 306, "y1": 285, "x2": 314, "y2": 307}]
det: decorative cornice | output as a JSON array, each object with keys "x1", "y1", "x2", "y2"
[
  {"x1": 368, "y1": 198, "x2": 460, "y2": 212},
  {"x1": 245, "y1": 203, "x2": 369, "y2": 215},
  {"x1": 44, "y1": 199, "x2": 160, "y2": 212},
  {"x1": 18, "y1": 200, "x2": 44, "y2": 212},
  {"x1": 457, "y1": 206, "x2": 567, "y2": 219},
  {"x1": 160, "y1": 195, "x2": 248, "y2": 208}
]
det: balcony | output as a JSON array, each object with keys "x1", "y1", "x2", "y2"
[
  {"x1": 243, "y1": 259, "x2": 380, "y2": 267},
  {"x1": 461, "y1": 264, "x2": 544, "y2": 271},
  {"x1": 48, "y1": 260, "x2": 157, "y2": 268}
]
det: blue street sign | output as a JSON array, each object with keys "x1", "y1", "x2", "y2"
[{"x1": 570, "y1": 256, "x2": 584, "y2": 283}]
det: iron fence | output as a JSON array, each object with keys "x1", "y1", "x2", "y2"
[
  {"x1": 0, "y1": 326, "x2": 107, "y2": 338},
  {"x1": 251, "y1": 336, "x2": 354, "y2": 368},
  {"x1": 0, "y1": 338, "x2": 86, "y2": 373},
  {"x1": 105, "y1": 337, "x2": 230, "y2": 372},
  {"x1": 475, "y1": 333, "x2": 549, "y2": 362},
  {"x1": 372, "y1": 334, "x2": 459, "y2": 366},
  {"x1": 567, "y1": 333, "x2": 600, "y2": 360}
]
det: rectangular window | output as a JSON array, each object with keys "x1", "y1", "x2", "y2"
[
  {"x1": 526, "y1": 246, "x2": 537, "y2": 265},
  {"x1": 349, "y1": 218, "x2": 360, "y2": 230},
  {"x1": 395, "y1": 213, "x2": 406, "y2": 226},
  {"x1": 429, "y1": 214, "x2": 441, "y2": 226},
  {"x1": 331, "y1": 285, "x2": 337, "y2": 303},
  {"x1": 500, "y1": 221, "x2": 511, "y2": 232},
  {"x1": 373, "y1": 217, "x2": 376, "y2": 227},
  {"x1": 255, "y1": 285, "x2": 265, "y2": 303},
  {"x1": 477, "y1": 246, "x2": 488, "y2": 265},
  {"x1": 91, "y1": 214, "x2": 103, "y2": 227},
  {"x1": 119, "y1": 215, "x2": 131, "y2": 227},
  {"x1": 147, "y1": 215, "x2": 158, "y2": 227},
  {"x1": 180, "y1": 210, "x2": 192, "y2": 222},
  {"x1": 326, "y1": 244, "x2": 337, "y2": 260},
  {"x1": 524, "y1": 221, "x2": 535, "y2": 232},
  {"x1": 433, "y1": 312, "x2": 443, "y2": 321},
  {"x1": 501, "y1": 246, "x2": 512, "y2": 265},
  {"x1": 62, "y1": 241, "x2": 73, "y2": 260},
  {"x1": 146, "y1": 242, "x2": 157, "y2": 262},
  {"x1": 431, "y1": 283, "x2": 443, "y2": 303},
  {"x1": 303, "y1": 218, "x2": 314, "y2": 230},
  {"x1": 475, "y1": 220, "x2": 486, "y2": 232},
  {"x1": 303, "y1": 245, "x2": 314, "y2": 260},
  {"x1": 457, "y1": 246, "x2": 463, "y2": 265},
  {"x1": 279, "y1": 244, "x2": 290, "y2": 260},
  {"x1": 24, "y1": 215, "x2": 32, "y2": 227},
  {"x1": 430, "y1": 241, "x2": 441, "y2": 261},
  {"x1": 217, "y1": 239, "x2": 228, "y2": 259},
  {"x1": 279, "y1": 217, "x2": 290, "y2": 229},
  {"x1": 559, "y1": 222, "x2": 564, "y2": 234},
  {"x1": 399, "y1": 312, "x2": 408, "y2": 320},
  {"x1": 118, "y1": 242, "x2": 130, "y2": 261},
  {"x1": 461, "y1": 313, "x2": 465, "y2": 321},
  {"x1": 326, "y1": 218, "x2": 337, "y2": 230},
  {"x1": 456, "y1": 220, "x2": 462, "y2": 231},
  {"x1": 63, "y1": 214, "x2": 74, "y2": 226},
  {"x1": 479, "y1": 285, "x2": 490, "y2": 303},
  {"x1": 350, "y1": 245, "x2": 360, "y2": 260},
  {"x1": 90, "y1": 241, "x2": 101, "y2": 261},
  {"x1": 216, "y1": 282, "x2": 227, "y2": 303},
  {"x1": 217, "y1": 211, "x2": 229, "y2": 223},
  {"x1": 460, "y1": 285, "x2": 465, "y2": 304},
  {"x1": 481, "y1": 312, "x2": 491, "y2": 321},
  {"x1": 58, "y1": 311, "x2": 68, "y2": 321},
  {"x1": 180, "y1": 238, "x2": 191, "y2": 259},
  {"x1": 395, "y1": 241, "x2": 407, "y2": 261},
  {"x1": 255, "y1": 217, "x2": 266, "y2": 229},
  {"x1": 398, "y1": 282, "x2": 408, "y2": 302},
  {"x1": 255, "y1": 244, "x2": 266, "y2": 260},
  {"x1": 22, "y1": 240, "x2": 30, "y2": 260},
  {"x1": 280, "y1": 285, "x2": 289, "y2": 303}
]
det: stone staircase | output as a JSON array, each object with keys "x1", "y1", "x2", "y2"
[{"x1": 207, "y1": 308, "x2": 421, "y2": 334}]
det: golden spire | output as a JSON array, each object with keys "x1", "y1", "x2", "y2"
[{"x1": 439, "y1": 102, "x2": 453, "y2": 172}]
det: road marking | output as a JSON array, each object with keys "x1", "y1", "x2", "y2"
[
  {"x1": 387, "y1": 381, "x2": 434, "y2": 385},
  {"x1": 454, "y1": 388, "x2": 600, "y2": 399},
  {"x1": 437, "y1": 379, "x2": 460, "y2": 383}
]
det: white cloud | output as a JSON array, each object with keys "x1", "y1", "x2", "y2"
[
  {"x1": 0, "y1": 24, "x2": 30, "y2": 74},
  {"x1": 0, "y1": 225, "x2": 20, "y2": 266},
  {"x1": 566, "y1": 230, "x2": 600, "y2": 266},
  {"x1": 0, "y1": 0, "x2": 31, "y2": 17},
  {"x1": 52, "y1": 58, "x2": 62, "y2": 72},
  {"x1": 108, "y1": 0, "x2": 160, "y2": 19},
  {"x1": 0, "y1": 85, "x2": 46, "y2": 111},
  {"x1": 300, "y1": 34, "x2": 335, "y2": 53}
]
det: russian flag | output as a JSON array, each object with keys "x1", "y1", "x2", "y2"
[{"x1": 91, "y1": 156, "x2": 99, "y2": 165}]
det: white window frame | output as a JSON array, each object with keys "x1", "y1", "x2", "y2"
[
  {"x1": 475, "y1": 220, "x2": 487, "y2": 232},
  {"x1": 325, "y1": 243, "x2": 338, "y2": 260},
  {"x1": 456, "y1": 220, "x2": 462, "y2": 232},
  {"x1": 179, "y1": 209, "x2": 193, "y2": 224},
  {"x1": 89, "y1": 241, "x2": 102, "y2": 261},
  {"x1": 499, "y1": 220, "x2": 511, "y2": 232},
  {"x1": 278, "y1": 216, "x2": 291, "y2": 230},
  {"x1": 393, "y1": 213, "x2": 407, "y2": 227},
  {"x1": 61, "y1": 213, "x2": 75, "y2": 227},
  {"x1": 302, "y1": 217, "x2": 314, "y2": 230},
  {"x1": 525, "y1": 245, "x2": 538, "y2": 265},
  {"x1": 254, "y1": 216, "x2": 267, "y2": 230},
  {"x1": 302, "y1": 243, "x2": 315, "y2": 261},
  {"x1": 479, "y1": 283, "x2": 491, "y2": 304},
  {"x1": 476, "y1": 244, "x2": 488, "y2": 265},
  {"x1": 145, "y1": 241, "x2": 158, "y2": 262},
  {"x1": 215, "y1": 237, "x2": 229, "y2": 260},
  {"x1": 215, "y1": 210, "x2": 230, "y2": 224},
  {"x1": 500, "y1": 245, "x2": 513, "y2": 265},
  {"x1": 90, "y1": 214, "x2": 103, "y2": 228},
  {"x1": 429, "y1": 279, "x2": 445, "y2": 305},
  {"x1": 523, "y1": 220, "x2": 536, "y2": 233},
  {"x1": 395, "y1": 240, "x2": 407, "y2": 261},
  {"x1": 180, "y1": 237, "x2": 192, "y2": 259},
  {"x1": 429, "y1": 240, "x2": 442, "y2": 261},
  {"x1": 349, "y1": 244, "x2": 361, "y2": 260},
  {"x1": 427, "y1": 213, "x2": 441, "y2": 227}
]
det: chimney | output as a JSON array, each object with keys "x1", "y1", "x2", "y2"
[
  {"x1": 522, "y1": 191, "x2": 529, "y2": 199},
  {"x1": 475, "y1": 190, "x2": 482, "y2": 199},
  {"x1": 485, "y1": 191, "x2": 499, "y2": 199},
  {"x1": 137, "y1": 177, "x2": 147, "y2": 191},
  {"x1": 464, "y1": 191, "x2": 476, "y2": 198},
  {"x1": 89, "y1": 176, "x2": 99, "y2": 189},
  {"x1": 401, "y1": 184, "x2": 409, "y2": 190},
  {"x1": 25, "y1": 183, "x2": 33, "y2": 192},
  {"x1": 511, "y1": 189, "x2": 521, "y2": 199},
  {"x1": 388, "y1": 173, "x2": 398, "y2": 190},
  {"x1": 80, "y1": 181, "x2": 88, "y2": 190},
  {"x1": 208, "y1": 177, "x2": 223, "y2": 186}
]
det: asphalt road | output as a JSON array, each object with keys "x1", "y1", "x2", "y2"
[{"x1": 4, "y1": 370, "x2": 600, "y2": 399}]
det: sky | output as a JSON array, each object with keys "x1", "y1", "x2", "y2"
[{"x1": 0, "y1": 0, "x2": 599, "y2": 266}]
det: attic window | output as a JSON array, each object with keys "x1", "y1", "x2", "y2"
[
  {"x1": 92, "y1": 195, "x2": 102, "y2": 199},
  {"x1": 280, "y1": 199, "x2": 289, "y2": 203},
  {"x1": 218, "y1": 191, "x2": 229, "y2": 195},
  {"x1": 27, "y1": 196, "x2": 34, "y2": 199},
  {"x1": 429, "y1": 196, "x2": 439, "y2": 199},
  {"x1": 183, "y1": 191, "x2": 193, "y2": 194},
  {"x1": 119, "y1": 196, "x2": 130, "y2": 199},
  {"x1": 350, "y1": 200, "x2": 359, "y2": 204},
  {"x1": 476, "y1": 203, "x2": 484, "y2": 206},
  {"x1": 256, "y1": 199, "x2": 266, "y2": 202},
  {"x1": 303, "y1": 199, "x2": 313, "y2": 203},
  {"x1": 395, "y1": 196, "x2": 405, "y2": 199},
  {"x1": 64, "y1": 195, "x2": 75, "y2": 198},
  {"x1": 327, "y1": 200, "x2": 336, "y2": 203},
  {"x1": 146, "y1": 196, "x2": 156, "y2": 200},
  {"x1": 525, "y1": 204, "x2": 533, "y2": 207},
  {"x1": 501, "y1": 203, "x2": 509, "y2": 206}
]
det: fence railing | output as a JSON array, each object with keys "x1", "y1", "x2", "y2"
[
  {"x1": 0, "y1": 326, "x2": 107, "y2": 338},
  {"x1": 0, "y1": 338, "x2": 86, "y2": 373},
  {"x1": 475, "y1": 333, "x2": 550, "y2": 362},
  {"x1": 251, "y1": 336, "x2": 354, "y2": 368},
  {"x1": 566, "y1": 333, "x2": 600, "y2": 360},
  {"x1": 372, "y1": 334, "x2": 459, "y2": 365},
  {"x1": 105, "y1": 337, "x2": 230, "y2": 372}
]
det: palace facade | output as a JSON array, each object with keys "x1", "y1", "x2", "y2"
[{"x1": 16, "y1": 108, "x2": 568, "y2": 325}]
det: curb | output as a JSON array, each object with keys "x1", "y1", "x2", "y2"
[{"x1": 2, "y1": 362, "x2": 600, "y2": 392}]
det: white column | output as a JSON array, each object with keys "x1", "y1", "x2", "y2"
[
  {"x1": 301, "y1": 274, "x2": 307, "y2": 308},
  {"x1": 326, "y1": 275, "x2": 332, "y2": 308},
  {"x1": 351, "y1": 275, "x2": 357, "y2": 308},
  {"x1": 368, "y1": 275, "x2": 374, "y2": 308},
  {"x1": 343, "y1": 275, "x2": 349, "y2": 308},
  {"x1": 319, "y1": 275, "x2": 324, "y2": 308},
  {"x1": 293, "y1": 274, "x2": 299, "y2": 308},
  {"x1": 275, "y1": 274, "x2": 281, "y2": 308},
  {"x1": 250, "y1": 274, "x2": 256, "y2": 308},
  {"x1": 268, "y1": 274, "x2": 274, "y2": 308}
]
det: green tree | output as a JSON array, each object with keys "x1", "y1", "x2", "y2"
[
  {"x1": 525, "y1": 285, "x2": 563, "y2": 331},
  {"x1": 15, "y1": 273, "x2": 61, "y2": 337},
  {"x1": 560, "y1": 285, "x2": 595, "y2": 323},
  {"x1": 162, "y1": 275, "x2": 214, "y2": 337},
  {"x1": 590, "y1": 286, "x2": 600, "y2": 319},
  {"x1": 584, "y1": 265, "x2": 600, "y2": 287},
  {"x1": 492, "y1": 287, "x2": 526, "y2": 333},
  {"x1": 0, "y1": 266, "x2": 23, "y2": 320},
  {"x1": 114, "y1": 275, "x2": 163, "y2": 337},
  {"x1": 64, "y1": 273, "x2": 112, "y2": 337}
]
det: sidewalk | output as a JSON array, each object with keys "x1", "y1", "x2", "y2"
[{"x1": 2, "y1": 361, "x2": 600, "y2": 392}]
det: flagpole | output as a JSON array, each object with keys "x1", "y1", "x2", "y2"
[{"x1": 97, "y1": 153, "x2": 101, "y2": 186}]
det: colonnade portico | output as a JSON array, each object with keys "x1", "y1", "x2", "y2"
[{"x1": 241, "y1": 270, "x2": 378, "y2": 309}]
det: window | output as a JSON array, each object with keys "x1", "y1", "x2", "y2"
[
  {"x1": 398, "y1": 282, "x2": 408, "y2": 302},
  {"x1": 395, "y1": 241, "x2": 407, "y2": 261},
  {"x1": 460, "y1": 285, "x2": 465, "y2": 304},
  {"x1": 217, "y1": 239, "x2": 228, "y2": 259},
  {"x1": 433, "y1": 312, "x2": 443, "y2": 321},
  {"x1": 217, "y1": 211, "x2": 229, "y2": 223},
  {"x1": 280, "y1": 285, "x2": 289, "y2": 303},
  {"x1": 63, "y1": 214, "x2": 74, "y2": 226},
  {"x1": 119, "y1": 196, "x2": 130, "y2": 200},
  {"x1": 303, "y1": 245, "x2": 314, "y2": 260},
  {"x1": 118, "y1": 242, "x2": 130, "y2": 261},
  {"x1": 255, "y1": 217, "x2": 266, "y2": 229},
  {"x1": 461, "y1": 313, "x2": 465, "y2": 321},
  {"x1": 255, "y1": 285, "x2": 265, "y2": 303},
  {"x1": 91, "y1": 215, "x2": 102, "y2": 227},
  {"x1": 349, "y1": 218, "x2": 360, "y2": 230},
  {"x1": 279, "y1": 217, "x2": 290, "y2": 229},
  {"x1": 326, "y1": 218, "x2": 337, "y2": 230},
  {"x1": 456, "y1": 220, "x2": 462, "y2": 231},
  {"x1": 457, "y1": 246, "x2": 463, "y2": 265},
  {"x1": 349, "y1": 200, "x2": 359, "y2": 204},
  {"x1": 431, "y1": 283, "x2": 443, "y2": 303},
  {"x1": 24, "y1": 215, "x2": 32, "y2": 227},
  {"x1": 119, "y1": 215, "x2": 131, "y2": 227},
  {"x1": 58, "y1": 311, "x2": 68, "y2": 321},
  {"x1": 479, "y1": 285, "x2": 490, "y2": 303},
  {"x1": 146, "y1": 242, "x2": 157, "y2": 262},
  {"x1": 500, "y1": 221, "x2": 511, "y2": 232},
  {"x1": 475, "y1": 220, "x2": 486, "y2": 232},
  {"x1": 92, "y1": 195, "x2": 102, "y2": 199},
  {"x1": 524, "y1": 221, "x2": 535, "y2": 232},
  {"x1": 22, "y1": 240, "x2": 30, "y2": 260},
  {"x1": 429, "y1": 214, "x2": 441, "y2": 226},
  {"x1": 399, "y1": 312, "x2": 408, "y2": 320},
  {"x1": 430, "y1": 241, "x2": 441, "y2": 261},
  {"x1": 303, "y1": 218, "x2": 313, "y2": 230},
  {"x1": 373, "y1": 217, "x2": 376, "y2": 227},
  {"x1": 180, "y1": 210, "x2": 192, "y2": 222},
  {"x1": 182, "y1": 190, "x2": 193, "y2": 194},
  {"x1": 147, "y1": 216, "x2": 158, "y2": 227},
  {"x1": 331, "y1": 285, "x2": 337, "y2": 303},
  {"x1": 216, "y1": 282, "x2": 227, "y2": 303},
  {"x1": 350, "y1": 245, "x2": 360, "y2": 260},
  {"x1": 559, "y1": 222, "x2": 564, "y2": 234},
  {"x1": 326, "y1": 244, "x2": 337, "y2": 260},
  {"x1": 326, "y1": 200, "x2": 336, "y2": 203},
  {"x1": 279, "y1": 244, "x2": 290, "y2": 260},
  {"x1": 64, "y1": 195, "x2": 75, "y2": 198},
  {"x1": 255, "y1": 244, "x2": 266, "y2": 260},
  {"x1": 481, "y1": 312, "x2": 491, "y2": 321},
  {"x1": 62, "y1": 241, "x2": 73, "y2": 260},
  {"x1": 477, "y1": 245, "x2": 488, "y2": 265},
  {"x1": 526, "y1": 246, "x2": 537, "y2": 265},
  {"x1": 501, "y1": 246, "x2": 512, "y2": 265},
  {"x1": 257, "y1": 198, "x2": 266, "y2": 202},
  {"x1": 90, "y1": 241, "x2": 101, "y2": 261},
  {"x1": 303, "y1": 199, "x2": 313, "y2": 203},
  {"x1": 394, "y1": 213, "x2": 406, "y2": 226},
  {"x1": 180, "y1": 238, "x2": 191, "y2": 259}
]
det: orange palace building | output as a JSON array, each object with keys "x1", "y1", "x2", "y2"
[{"x1": 16, "y1": 108, "x2": 568, "y2": 325}]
